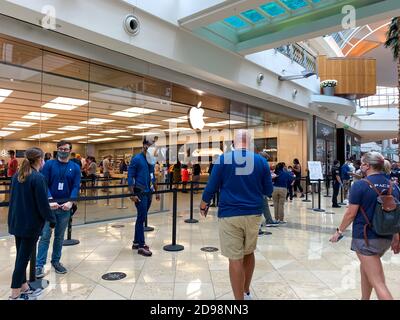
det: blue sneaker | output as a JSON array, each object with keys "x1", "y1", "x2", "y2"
[{"x1": 35, "y1": 266, "x2": 44, "y2": 279}]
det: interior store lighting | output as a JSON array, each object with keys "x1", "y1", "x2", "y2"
[
  {"x1": 2, "y1": 127, "x2": 22, "y2": 131},
  {"x1": 101, "y1": 129, "x2": 127, "y2": 134},
  {"x1": 9, "y1": 121, "x2": 36, "y2": 127},
  {"x1": 80, "y1": 118, "x2": 115, "y2": 125},
  {"x1": 0, "y1": 131, "x2": 14, "y2": 137},
  {"x1": 127, "y1": 124, "x2": 160, "y2": 129},
  {"x1": 87, "y1": 133, "x2": 104, "y2": 136},
  {"x1": 0, "y1": 89, "x2": 13, "y2": 103},
  {"x1": 66, "y1": 136, "x2": 88, "y2": 141},
  {"x1": 47, "y1": 131, "x2": 66, "y2": 134},
  {"x1": 28, "y1": 133, "x2": 55, "y2": 139},
  {"x1": 111, "y1": 107, "x2": 157, "y2": 117},
  {"x1": 58, "y1": 126, "x2": 85, "y2": 131},
  {"x1": 22, "y1": 112, "x2": 58, "y2": 121},
  {"x1": 88, "y1": 137, "x2": 118, "y2": 142},
  {"x1": 42, "y1": 97, "x2": 89, "y2": 111}
]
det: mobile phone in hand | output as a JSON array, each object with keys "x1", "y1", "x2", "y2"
[{"x1": 337, "y1": 234, "x2": 344, "y2": 241}]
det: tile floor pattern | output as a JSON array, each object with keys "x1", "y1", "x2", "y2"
[{"x1": 1, "y1": 196, "x2": 400, "y2": 300}]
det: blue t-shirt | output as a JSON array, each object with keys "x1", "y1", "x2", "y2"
[
  {"x1": 41, "y1": 159, "x2": 81, "y2": 204},
  {"x1": 127, "y1": 152, "x2": 155, "y2": 193},
  {"x1": 341, "y1": 163, "x2": 351, "y2": 181},
  {"x1": 202, "y1": 150, "x2": 273, "y2": 218},
  {"x1": 273, "y1": 169, "x2": 292, "y2": 188},
  {"x1": 349, "y1": 173, "x2": 399, "y2": 240}
]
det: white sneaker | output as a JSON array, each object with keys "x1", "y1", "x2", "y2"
[{"x1": 244, "y1": 292, "x2": 253, "y2": 300}]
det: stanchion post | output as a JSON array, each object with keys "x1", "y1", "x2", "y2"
[
  {"x1": 117, "y1": 177, "x2": 128, "y2": 209},
  {"x1": 63, "y1": 216, "x2": 80, "y2": 246},
  {"x1": 164, "y1": 188, "x2": 184, "y2": 251},
  {"x1": 302, "y1": 177, "x2": 311, "y2": 203},
  {"x1": 313, "y1": 179, "x2": 326, "y2": 212},
  {"x1": 185, "y1": 181, "x2": 198, "y2": 224}
]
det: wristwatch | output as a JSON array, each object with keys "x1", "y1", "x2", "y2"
[{"x1": 336, "y1": 228, "x2": 343, "y2": 234}]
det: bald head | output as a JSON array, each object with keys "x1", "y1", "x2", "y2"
[{"x1": 234, "y1": 129, "x2": 252, "y2": 150}]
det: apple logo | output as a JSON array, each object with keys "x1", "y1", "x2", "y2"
[{"x1": 188, "y1": 101, "x2": 205, "y2": 130}]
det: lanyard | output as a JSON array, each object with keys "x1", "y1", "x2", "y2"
[{"x1": 58, "y1": 161, "x2": 70, "y2": 183}]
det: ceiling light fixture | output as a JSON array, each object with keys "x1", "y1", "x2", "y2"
[
  {"x1": 42, "y1": 97, "x2": 89, "y2": 110},
  {"x1": 47, "y1": 131, "x2": 66, "y2": 134},
  {"x1": 80, "y1": 118, "x2": 115, "y2": 125},
  {"x1": 101, "y1": 129, "x2": 127, "y2": 134},
  {"x1": 133, "y1": 132, "x2": 159, "y2": 136},
  {"x1": 111, "y1": 107, "x2": 157, "y2": 118},
  {"x1": 162, "y1": 118, "x2": 187, "y2": 123},
  {"x1": 88, "y1": 137, "x2": 118, "y2": 142},
  {"x1": 2, "y1": 127, "x2": 22, "y2": 131},
  {"x1": 0, "y1": 89, "x2": 13, "y2": 103},
  {"x1": 58, "y1": 126, "x2": 85, "y2": 131},
  {"x1": 22, "y1": 112, "x2": 58, "y2": 121},
  {"x1": 66, "y1": 136, "x2": 88, "y2": 141},
  {"x1": 87, "y1": 133, "x2": 104, "y2": 136},
  {"x1": 28, "y1": 133, "x2": 55, "y2": 139},
  {"x1": 217, "y1": 120, "x2": 245, "y2": 125},
  {"x1": 9, "y1": 121, "x2": 36, "y2": 127},
  {"x1": 127, "y1": 124, "x2": 161, "y2": 129},
  {"x1": 0, "y1": 131, "x2": 14, "y2": 137}
]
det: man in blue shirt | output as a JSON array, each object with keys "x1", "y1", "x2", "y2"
[
  {"x1": 128, "y1": 137, "x2": 160, "y2": 257},
  {"x1": 200, "y1": 130, "x2": 273, "y2": 300},
  {"x1": 341, "y1": 159, "x2": 353, "y2": 201},
  {"x1": 36, "y1": 140, "x2": 81, "y2": 277}
]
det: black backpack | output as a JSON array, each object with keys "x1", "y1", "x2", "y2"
[{"x1": 360, "y1": 178, "x2": 400, "y2": 246}]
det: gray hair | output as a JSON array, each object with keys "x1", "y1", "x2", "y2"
[
  {"x1": 361, "y1": 151, "x2": 385, "y2": 171},
  {"x1": 233, "y1": 129, "x2": 252, "y2": 149}
]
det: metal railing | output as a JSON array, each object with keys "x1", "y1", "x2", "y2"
[{"x1": 276, "y1": 43, "x2": 317, "y2": 73}]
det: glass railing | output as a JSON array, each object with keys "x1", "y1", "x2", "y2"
[{"x1": 276, "y1": 43, "x2": 317, "y2": 73}]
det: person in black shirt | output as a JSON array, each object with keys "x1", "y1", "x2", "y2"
[
  {"x1": 331, "y1": 160, "x2": 342, "y2": 208},
  {"x1": 292, "y1": 158, "x2": 304, "y2": 198},
  {"x1": 192, "y1": 163, "x2": 201, "y2": 193},
  {"x1": 8, "y1": 147, "x2": 56, "y2": 300}
]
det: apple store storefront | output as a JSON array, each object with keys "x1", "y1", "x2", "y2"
[{"x1": 0, "y1": 35, "x2": 307, "y2": 235}]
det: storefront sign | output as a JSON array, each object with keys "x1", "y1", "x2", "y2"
[
  {"x1": 188, "y1": 101, "x2": 205, "y2": 130},
  {"x1": 308, "y1": 161, "x2": 323, "y2": 181}
]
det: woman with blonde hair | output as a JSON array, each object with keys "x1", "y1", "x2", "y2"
[
  {"x1": 383, "y1": 159, "x2": 392, "y2": 179},
  {"x1": 330, "y1": 151, "x2": 400, "y2": 300},
  {"x1": 7, "y1": 147, "x2": 56, "y2": 300}
]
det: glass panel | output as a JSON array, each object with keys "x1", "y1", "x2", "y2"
[
  {"x1": 223, "y1": 16, "x2": 248, "y2": 28},
  {"x1": 241, "y1": 9, "x2": 266, "y2": 23},
  {"x1": 260, "y1": 2, "x2": 286, "y2": 17},
  {"x1": 281, "y1": 0, "x2": 308, "y2": 10}
]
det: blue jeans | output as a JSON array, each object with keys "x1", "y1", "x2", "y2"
[
  {"x1": 36, "y1": 208, "x2": 71, "y2": 268},
  {"x1": 134, "y1": 194, "x2": 152, "y2": 247}
]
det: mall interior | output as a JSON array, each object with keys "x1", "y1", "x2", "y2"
[{"x1": 0, "y1": 0, "x2": 400, "y2": 300}]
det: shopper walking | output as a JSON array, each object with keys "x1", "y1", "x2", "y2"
[
  {"x1": 330, "y1": 151, "x2": 400, "y2": 300},
  {"x1": 128, "y1": 137, "x2": 160, "y2": 257},
  {"x1": 292, "y1": 158, "x2": 304, "y2": 197},
  {"x1": 181, "y1": 164, "x2": 189, "y2": 193},
  {"x1": 272, "y1": 162, "x2": 292, "y2": 223},
  {"x1": 200, "y1": 129, "x2": 273, "y2": 300},
  {"x1": 341, "y1": 158, "x2": 352, "y2": 201},
  {"x1": 36, "y1": 140, "x2": 81, "y2": 277},
  {"x1": 8, "y1": 147, "x2": 56, "y2": 300}
]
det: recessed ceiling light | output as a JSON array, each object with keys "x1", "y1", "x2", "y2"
[
  {"x1": 42, "y1": 97, "x2": 89, "y2": 110},
  {"x1": 58, "y1": 126, "x2": 85, "y2": 131},
  {"x1": 162, "y1": 118, "x2": 187, "y2": 123},
  {"x1": 2, "y1": 127, "x2": 22, "y2": 131},
  {"x1": 111, "y1": 107, "x2": 157, "y2": 118},
  {"x1": 163, "y1": 127, "x2": 192, "y2": 132},
  {"x1": 29, "y1": 133, "x2": 54, "y2": 139},
  {"x1": 9, "y1": 121, "x2": 36, "y2": 127},
  {"x1": 22, "y1": 112, "x2": 58, "y2": 121},
  {"x1": 117, "y1": 136, "x2": 132, "y2": 138},
  {"x1": 87, "y1": 133, "x2": 104, "y2": 136},
  {"x1": 217, "y1": 120, "x2": 245, "y2": 125},
  {"x1": 80, "y1": 118, "x2": 115, "y2": 125},
  {"x1": 22, "y1": 138, "x2": 36, "y2": 141},
  {"x1": 66, "y1": 136, "x2": 88, "y2": 141},
  {"x1": 133, "y1": 132, "x2": 159, "y2": 136},
  {"x1": 127, "y1": 124, "x2": 161, "y2": 129},
  {"x1": 88, "y1": 137, "x2": 118, "y2": 142},
  {"x1": 0, "y1": 89, "x2": 13, "y2": 103},
  {"x1": 205, "y1": 123, "x2": 225, "y2": 127},
  {"x1": 0, "y1": 131, "x2": 14, "y2": 137},
  {"x1": 101, "y1": 129, "x2": 127, "y2": 134},
  {"x1": 47, "y1": 131, "x2": 66, "y2": 134}
]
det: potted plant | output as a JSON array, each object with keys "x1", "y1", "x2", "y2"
[{"x1": 320, "y1": 79, "x2": 337, "y2": 96}]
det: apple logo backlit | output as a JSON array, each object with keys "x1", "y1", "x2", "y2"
[{"x1": 188, "y1": 101, "x2": 205, "y2": 130}]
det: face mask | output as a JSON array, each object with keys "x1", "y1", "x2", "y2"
[{"x1": 57, "y1": 151, "x2": 70, "y2": 159}]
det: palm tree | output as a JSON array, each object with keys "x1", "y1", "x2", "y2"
[{"x1": 384, "y1": 17, "x2": 400, "y2": 159}]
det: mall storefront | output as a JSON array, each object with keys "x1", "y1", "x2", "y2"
[{"x1": 0, "y1": 33, "x2": 308, "y2": 236}]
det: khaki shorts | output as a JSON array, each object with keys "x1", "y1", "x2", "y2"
[{"x1": 219, "y1": 215, "x2": 262, "y2": 260}]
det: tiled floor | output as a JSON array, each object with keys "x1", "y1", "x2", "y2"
[{"x1": 1, "y1": 195, "x2": 400, "y2": 300}]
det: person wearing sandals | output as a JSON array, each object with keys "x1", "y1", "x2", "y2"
[
  {"x1": 330, "y1": 151, "x2": 400, "y2": 300},
  {"x1": 8, "y1": 148, "x2": 56, "y2": 300}
]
